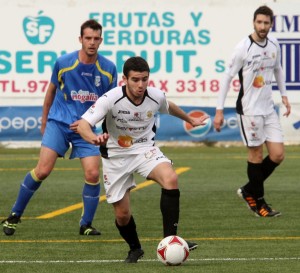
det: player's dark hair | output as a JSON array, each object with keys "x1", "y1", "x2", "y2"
[
  {"x1": 253, "y1": 5, "x2": 274, "y2": 23},
  {"x1": 123, "y1": 56, "x2": 150, "y2": 78},
  {"x1": 80, "y1": 19, "x2": 102, "y2": 37}
]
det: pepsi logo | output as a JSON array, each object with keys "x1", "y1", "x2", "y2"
[{"x1": 183, "y1": 110, "x2": 211, "y2": 137}]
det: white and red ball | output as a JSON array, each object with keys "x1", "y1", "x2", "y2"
[{"x1": 157, "y1": 235, "x2": 189, "y2": 266}]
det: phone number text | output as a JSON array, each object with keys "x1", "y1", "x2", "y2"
[{"x1": 0, "y1": 80, "x2": 49, "y2": 94}]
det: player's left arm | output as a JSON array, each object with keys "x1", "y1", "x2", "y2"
[
  {"x1": 274, "y1": 42, "x2": 291, "y2": 117},
  {"x1": 167, "y1": 100, "x2": 209, "y2": 127},
  {"x1": 274, "y1": 67, "x2": 291, "y2": 117}
]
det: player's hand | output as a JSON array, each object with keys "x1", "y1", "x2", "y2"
[
  {"x1": 40, "y1": 122, "x2": 47, "y2": 135},
  {"x1": 92, "y1": 133, "x2": 109, "y2": 146},
  {"x1": 213, "y1": 110, "x2": 224, "y2": 132},
  {"x1": 189, "y1": 114, "x2": 210, "y2": 127},
  {"x1": 282, "y1": 96, "x2": 291, "y2": 117},
  {"x1": 69, "y1": 120, "x2": 80, "y2": 133}
]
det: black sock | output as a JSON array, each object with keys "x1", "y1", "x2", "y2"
[
  {"x1": 244, "y1": 161, "x2": 264, "y2": 198},
  {"x1": 115, "y1": 216, "x2": 141, "y2": 250},
  {"x1": 262, "y1": 156, "x2": 279, "y2": 182},
  {"x1": 160, "y1": 188, "x2": 180, "y2": 237}
]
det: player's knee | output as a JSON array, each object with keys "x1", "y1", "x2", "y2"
[
  {"x1": 271, "y1": 152, "x2": 285, "y2": 164},
  {"x1": 34, "y1": 168, "x2": 51, "y2": 180},
  {"x1": 84, "y1": 169, "x2": 99, "y2": 183},
  {"x1": 115, "y1": 211, "x2": 131, "y2": 226},
  {"x1": 162, "y1": 172, "x2": 178, "y2": 189}
]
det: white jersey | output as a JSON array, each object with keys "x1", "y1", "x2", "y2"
[
  {"x1": 217, "y1": 35, "x2": 287, "y2": 115},
  {"x1": 82, "y1": 85, "x2": 169, "y2": 157}
]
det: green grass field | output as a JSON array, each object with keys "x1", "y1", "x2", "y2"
[{"x1": 0, "y1": 145, "x2": 299, "y2": 273}]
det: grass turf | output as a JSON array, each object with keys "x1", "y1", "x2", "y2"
[{"x1": 0, "y1": 145, "x2": 299, "y2": 273}]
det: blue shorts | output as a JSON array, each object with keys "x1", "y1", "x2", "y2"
[{"x1": 42, "y1": 120, "x2": 100, "y2": 159}]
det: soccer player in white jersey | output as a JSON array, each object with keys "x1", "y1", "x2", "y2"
[
  {"x1": 2, "y1": 20, "x2": 117, "y2": 236},
  {"x1": 77, "y1": 56, "x2": 209, "y2": 263},
  {"x1": 214, "y1": 6, "x2": 291, "y2": 217}
]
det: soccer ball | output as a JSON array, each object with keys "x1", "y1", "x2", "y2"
[{"x1": 157, "y1": 235, "x2": 189, "y2": 266}]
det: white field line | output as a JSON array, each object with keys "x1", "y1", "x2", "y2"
[{"x1": 0, "y1": 257, "x2": 299, "y2": 264}]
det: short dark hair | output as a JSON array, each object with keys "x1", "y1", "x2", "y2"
[
  {"x1": 123, "y1": 56, "x2": 150, "y2": 78},
  {"x1": 80, "y1": 19, "x2": 102, "y2": 37},
  {"x1": 253, "y1": 5, "x2": 274, "y2": 23}
]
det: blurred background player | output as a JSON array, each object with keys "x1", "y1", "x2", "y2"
[
  {"x1": 2, "y1": 19, "x2": 117, "y2": 236},
  {"x1": 77, "y1": 56, "x2": 209, "y2": 262},
  {"x1": 213, "y1": 6, "x2": 291, "y2": 217}
]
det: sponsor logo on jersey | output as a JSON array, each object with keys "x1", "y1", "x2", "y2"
[
  {"x1": 134, "y1": 137, "x2": 148, "y2": 144},
  {"x1": 118, "y1": 110, "x2": 130, "y2": 114},
  {"x1": 81, "y1": 72, "x2": 93, "y2": 77},
  {"x1": 118, "y1": 135, "x2": 133, "y2": 147},
  {"x1": 253, "y1": 75, "x2": 265, "y2": 88},
  {"x1": 129, "y1": 112, "x2": 143, "y2": 121},
  {"x1": 117, "y1": 118, "x2": 127, "y2": 123},
  {"x1": 71, "y1": 90, "x2": 99, "y2": 103}
]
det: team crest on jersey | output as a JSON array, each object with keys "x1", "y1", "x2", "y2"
[
  {"x1": 147, "y1": 111, "x2": 153, "y2": 118},
  {"x1": 95, "y1": 76, "x2": 101, "y2": 87}
]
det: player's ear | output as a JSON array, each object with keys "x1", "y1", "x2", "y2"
[{"x1": 122, "y1": 75, "x2": 128, "y2": 84}]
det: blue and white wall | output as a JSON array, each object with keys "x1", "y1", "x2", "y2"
[{"x1": 0, "y1": 0, "x2": 299, "y2": 145}]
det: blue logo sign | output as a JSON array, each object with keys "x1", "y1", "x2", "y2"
[
  {"x1": 23, "y1": 11, "x2": 55, "y2": 45},
  {"x1": 273, "y1": 39, "x2": 300, "y2": 91}
]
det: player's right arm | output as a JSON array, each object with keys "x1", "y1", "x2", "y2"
[
  {"x1": 41, "y1": 82, "x2": 57, "y2": 134},
  {"x1": 214, "y1": 40, "x2": 245, "y2": 132},
  {"x1": 77, "y1": 119, "x2": 109, "y2": 146}
]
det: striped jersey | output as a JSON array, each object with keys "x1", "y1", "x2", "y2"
[
  {"x1": 48, "y1": 50, "x2": 117, "y2": 125},
  {"x1": 82, "y1": 85, "x2": 169, "y2": 158},
  {"x1": 218, "y1": 35, "x2": 286, "y2": 115}
]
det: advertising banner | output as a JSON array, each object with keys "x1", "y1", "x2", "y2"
[
  {"x1": 0, "y1": 0, "x2": 299, "y2": 144},
  {"x1": 0, "y1": 1, "x2": 299, "y2": 104},
  {"x1": 0, "y1": 106, "x2": 42, "y2": 141},
  {"x1": 0, "y1": 106, "x2": 241, "y2": 142}
]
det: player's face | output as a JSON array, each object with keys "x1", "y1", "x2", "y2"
[
  {"x1": 123, "y1": 71, "x2": 149, "y2": 102},
  {"x1": 253, "y1": 14, "x2": 272, "y2": 41},
  {"x1": 79, "y1": 28, "x2": 103, "y2": 57}
]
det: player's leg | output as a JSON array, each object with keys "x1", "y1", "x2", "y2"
[
  {"x1": 237, "y1": 113, "x2": 282, "y2": 217},
  {"x1": 2, "y1": 120, "x2": 68, "y2": 235},
  {"x1": 244, "y1": 145, "x2": 265, "y2": 197},
  {"x1": 261, "y1": 110, "x2": 285, "y2": 183},
  {"x1": 237, "y1": 114, "x2": 264, "y2": 212},
  {"x1": 262, "y1": 141, "x2": 284, "y2": 182},
  {"x1": 102, "y1": 155, "x2": 143, "y2": 262},
  {"x1": 113, "y1": 191, "x2": 144, "y2": 263},
  {"x1": 253, "y1": 111, "x2": 285, "y2": 217},
  {"x1": 79, "y1": 155, "x2": 101, "y2": 235},
  {"x1": 2, "y1": 146, "x2": 58, "y2": 236},
  {"x1": 147, "y1": 162, "x2": 180, "y2": 237},
  {"x1": 139, "y1": 147, "x2": 197, "y2": 250}
]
